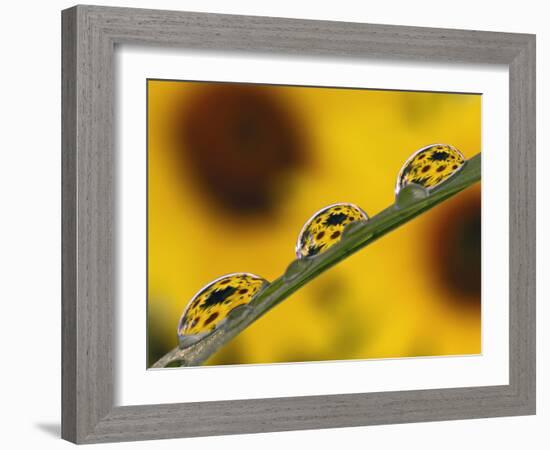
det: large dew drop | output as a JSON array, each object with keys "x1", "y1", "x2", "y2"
[
  {"x1": 177, "y1": 273, "x2": 268, "y2": 349},
  {"x1": 395, "y1": 144, "x2": 465, "y2": 196},
  {"x1": 295, "y1": 203, "x2": 369, "y2": 258}
]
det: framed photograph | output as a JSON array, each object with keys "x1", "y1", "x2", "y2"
[{"x1": 61, "y1": 4, "x2": 536, "y2": 444}]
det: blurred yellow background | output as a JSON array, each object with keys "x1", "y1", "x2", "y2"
[{"x1": 147, "y1": 80, "x2": 482, "y2": 367}]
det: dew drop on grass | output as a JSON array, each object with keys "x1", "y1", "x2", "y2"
[
  {"x1": 177, "y1": 272, "x2": 268, "y2": 349},
  {"x1": 295, "y1": 203, "x2": 369, "y2": 259},
  {"x1": 395, "y1": 144, "x2": 465, "y2": 196}
]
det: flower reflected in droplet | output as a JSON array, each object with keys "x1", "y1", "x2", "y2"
[
  {"x1": 177, "y1": 273, "x2": 268, "y2": 348},
  {"x1": 296, "y1": 203, "x2": 369, "y2": 258},
  {"x1": 395, "y1": 144, "x2": 465, "y2": 195}
]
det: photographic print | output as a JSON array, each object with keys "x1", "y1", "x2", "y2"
[
  {"x1": 62, "y1": 7, "x2": 535, "y2": 442},
  {"x1": 147, "y1": 80, "x2": 481, "y2": 368}
]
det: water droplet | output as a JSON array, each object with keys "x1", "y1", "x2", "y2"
[
  {"x1": 295, "y1": 203, "x2": 369, "y2": 258},
  {"x1": 395, "y1": 144, "x2": 465, "y2": 195},
  {"x1": 177, "y1": 272, "x2": 268, "y2": 349},
  {"x1": 283, "y1": 258, "x2": 314, "y2": 281},
  {"x1": 395, "y1": 183, "x2": 429, "y2": 208}
]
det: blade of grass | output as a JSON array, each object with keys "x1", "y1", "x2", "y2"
[{"x1": 151, "y1": 153, "x2": 481, "y2": 368}]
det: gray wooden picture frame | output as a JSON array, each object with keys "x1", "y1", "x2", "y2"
[{"x1": 61, "y1": 4, "x2": 536, "y2": 444}]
